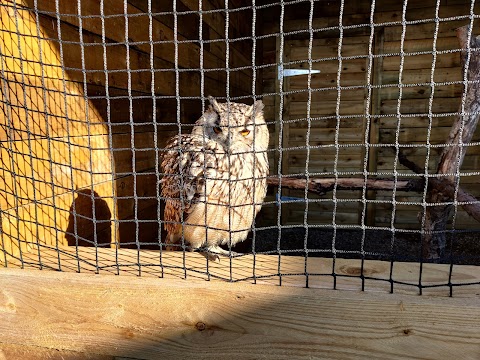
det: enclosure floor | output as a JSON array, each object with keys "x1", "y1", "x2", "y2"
[
  {"x1": 252, "y1": 228, "x2": 480, "y2": 265},
  {"x1": 3, "y1": 245, "x2": 479, "y2": 297}
]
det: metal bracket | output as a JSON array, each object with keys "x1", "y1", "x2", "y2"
[{"x1": 277, "y1": 64, "x2": 320, "y2": 80}]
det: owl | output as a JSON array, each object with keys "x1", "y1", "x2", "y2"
[{"x1": 160, "y1": 97, "x2": 269, "y2": 260}]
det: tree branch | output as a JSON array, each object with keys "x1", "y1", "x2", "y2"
[
  {"x1": 266, "y1": 176, "x2": 424, "y2": 196},
  {"x1": 420, "y1": 25, "x2": 480, "y2": 259},
  {"x1": 394, "y1": 148, "x2": 480, "y2": 223}
]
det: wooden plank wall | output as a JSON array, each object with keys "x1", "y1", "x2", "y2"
[
  {"x1": 259, "y1": 0, "x2": 480, "y2": 230},
  {"x1": 0, "y1": 0, "x2": 254, "y2": 261},
  {"x1": 0, "y1": 1, "x2": 116, "y2": 261}
]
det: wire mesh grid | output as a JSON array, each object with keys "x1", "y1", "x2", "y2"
[{"x1": 0, "y1": 0, "x2": 479, "y2": 295}]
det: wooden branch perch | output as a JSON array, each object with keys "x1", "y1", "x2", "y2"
[
  {"x1": 266, "y1": 176, "x2": 424, "y2": 196},
  {"x1": 396, "y1": 149, "x2": 480, "y2": 224},
  {"x1": 422, "y1": 25, "x2": 480, "y2": 259}
]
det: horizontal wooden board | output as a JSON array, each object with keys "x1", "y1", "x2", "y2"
[
  {"x1": 288, "y1": 41, "x2": 370, "y2": 60},
  {"x1": 383, "y1": 20, "x2": 472, "y2": 42},
  {"x1": 374, "y1": 5, "x2": 480, "y2": 24},
  {"x1": 288, "y1": 127, "x2": 365, "y2": 143},
  {"x1": 383, "y1": 36, "x2": 461, "y2": 55},
  {"x1": 289, "y1": 100, "x2": 367, "y2": 117},
  {"x1": 286, "y1": 88, "x2": 366, "y2": 102},
  {"x1": 377, "y1": 143, "x2": 480, "y2": 160},
  {"x1": 382, "y1": 67, "x2": 462, "y2": 85},
  {"x1": 378, "y1": 126, "x2": 461, "y2": 144},
  {"x1": 290, "y1": 57, "x2": 369, "y2": 75},
  {"x1": 377, "y1": 155, "x2": 480, "y2": 173},
  {"x1": 264, "y1": 4, "x2": 480, "y2": 34},
  {"x1": 378, "y1": 83, "x2": 463, "y2": 100},
  {"x1": 383, "y1": 52, "x2": 461, "y2": 71},
  {"x1": 0, "y1": 265, "x2": 479, "y2": 359},
  {"x1": 3, "y1": 247, "x2": 480, "y2": 296},
  {"x1": 289, "y1": 72, "x2": 368, "y2": 90},
  {"x1": 380, "y1": 97, "x2": 459, "y2": 115},
  {"x1": 287, "y1": 117, "x2": 368, "y2": 129},
  {"x1": 378, "y1": 115, "x2": 457, "y2": 128}
]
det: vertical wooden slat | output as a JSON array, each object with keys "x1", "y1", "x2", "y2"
[{"x1": 366, "y1": 28, "x2": 385, "y2": 226}]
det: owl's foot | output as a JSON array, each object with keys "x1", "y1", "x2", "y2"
[{"x1": 198, "y1": 245, "x2": 240, "y2": 262}]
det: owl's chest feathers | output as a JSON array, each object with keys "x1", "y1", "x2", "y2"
[{"x1": 205, "y1": 146, "x2": 268, "y2": 204}]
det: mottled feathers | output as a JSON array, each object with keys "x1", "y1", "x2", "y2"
[{"x1": 160, "y1": 97, "x2": 269, "y2": 259}]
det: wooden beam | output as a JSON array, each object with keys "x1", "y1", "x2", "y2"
[
  {"x1": 178, "y1": 0, "x2": 253, "y2": 70},
  {"x1": 5, "y1": 246, "x2": 479, "y2": 296},
  {"x1": 23, "y1": 0, "x2": 241, "y2": 83},
  {"x1": 0, "y1": 265, "x2": 479, "y2": 359}
]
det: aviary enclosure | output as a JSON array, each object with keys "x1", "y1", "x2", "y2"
[{"x1": 0, "y1": 0, "x2": 479, "y2": 358}]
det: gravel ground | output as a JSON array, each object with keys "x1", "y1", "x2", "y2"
[{"x1": 233, "y1": 228, "x2": 480, "y2": 265}]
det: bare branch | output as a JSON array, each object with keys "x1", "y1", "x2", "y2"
[
  {"x1": 267, "y1": 176, "x2": 424, "y2": 196},
  {"x1": 395, "y1": 147, "x2": 480, "y2": 223},
  {"x1": 421, "y1": 24, "x2": 480, "y2": 259}
]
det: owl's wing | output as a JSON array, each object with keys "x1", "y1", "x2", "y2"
[{"x1": 160, "y1": 135, "x2": 220, "y2": 232}]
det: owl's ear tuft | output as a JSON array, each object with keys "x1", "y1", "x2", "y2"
[
  {"x1": 247, "y1": 100, "x2": 264, "y2": 117},
  {"x1": 208, "y1": 96, "x2": 221, "y2": 113},
  {"x1": 254, "y1": 100, "x2": 264, "y2": 113}
]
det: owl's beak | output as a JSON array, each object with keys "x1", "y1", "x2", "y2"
[{"x1": 226, "y1": 133, "x2": 235, "y2": 154}]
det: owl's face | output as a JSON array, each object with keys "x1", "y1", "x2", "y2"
[{"x1": 192, "y1": 97, "x2": 269, "y2": 154}]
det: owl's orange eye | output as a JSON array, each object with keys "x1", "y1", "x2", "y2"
[
  {"x1": 240, "y1": 129, "x2": 250, "y2": 136},
  {"x1": 213, "y1": 126, "x2": 222, "y2": 134}
]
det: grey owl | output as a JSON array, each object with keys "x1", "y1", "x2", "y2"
[{"x1": 161, "y1": 97, "x2": 269, "y2": 260}]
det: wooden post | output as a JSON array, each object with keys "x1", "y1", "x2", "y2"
[
  {"x1": 423, "y1": 25, "x2": 480, "y2": 260},
  {"x1": 366, "y1": 28, "x2": 385, "y2": 226}
]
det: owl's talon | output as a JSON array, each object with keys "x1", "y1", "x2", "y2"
[
  {"x1": 199, "y1": 251, "x2": 221, "y2": 262},
  {"x1": 197, "y1": 246, "x2": 240, "y2": 262}
]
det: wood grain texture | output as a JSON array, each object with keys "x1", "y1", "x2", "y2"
[
  {"x1": 4, "y1": 247, "x2": 479, "y2": 298},
  {"x1": 0, "y1": 266, "x2": 479, "y2": 359},
  {"x1": 0, "y1": 2, "x2": 116, "y2": 258},
  {"x1": 22, "y1": 0, "x2": 251, "y2": 94},
  {"x1": 0, "y1": 343, "x2": 114, "y2": 360}
]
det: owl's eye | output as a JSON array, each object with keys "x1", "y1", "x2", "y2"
[
  {"x1": 240, "y1": 129, "x2": 250, "y2": 136},
  {"x1": 213, "y1": 126, "x2": 222, "y2": 134}
]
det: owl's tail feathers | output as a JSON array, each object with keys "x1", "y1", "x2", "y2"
[{"x1": 163, "y1": 230, "x2": 183, "y2": 252}]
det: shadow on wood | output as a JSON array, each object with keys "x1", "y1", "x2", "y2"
[
  {"x1": 65, "y1": 189, "x2": 112, "y2": 247},
  {"x1": 0, "y1": 268, "x2": 479, "y2": 359}
]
